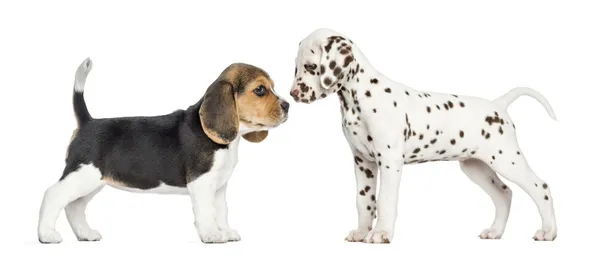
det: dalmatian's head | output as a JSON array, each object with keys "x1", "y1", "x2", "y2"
[{"x1": 289, "y1": 28, "x2": 357, "y2": 104}]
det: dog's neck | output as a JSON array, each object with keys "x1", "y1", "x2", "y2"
[
  {"x1": 238, "y1": 120, "x2": 270, "y2": 135},
  {"x1": 334, "y1": 49, "x2": 392, "y2": 112},
  {"x1": 238, "y1": 123, "x2": 256, "y2": 135}
]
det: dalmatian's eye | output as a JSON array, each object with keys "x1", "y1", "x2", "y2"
[
  {"x1": 305, "y1": 63, "x2": 317, "y2": 70},
  {"x1": 253, "y1": 85, "x2": 267, "y2": 97}
]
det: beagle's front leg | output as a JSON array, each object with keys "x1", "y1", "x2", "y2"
[
  {"x1": 187, "y1": 171, "x2": 228, "y2": 244},
  {"x1": 214, "y1": 183, "x2": 241, "y2": 241},
  {"x1": 345, "y1": 152, "x2": 379, "y2": 242}
]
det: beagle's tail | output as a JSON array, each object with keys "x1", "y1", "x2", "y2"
[
  {"x1": 493, "y1": 87, "x2": 557, "y2": 120},
  {"x1": 73, "y1": 57, "x2": 93, "y2": 126}
]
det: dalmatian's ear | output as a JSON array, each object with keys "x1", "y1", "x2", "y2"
[{"x1": 319, "y1": 36, "x2": 355, "y2": 89}]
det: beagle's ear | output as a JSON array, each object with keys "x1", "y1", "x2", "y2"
[
  {"x1": 242, "y1": 130, "x2": 269, "y2": 143},
  {"x1": 319, "y1": 36, "x2": 355, "y2": 89},
  {"x1": 200, "y1": 80, "x2": 239, "y2": 145}
]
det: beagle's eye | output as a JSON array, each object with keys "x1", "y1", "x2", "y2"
[{"x1": 254, "y1": 85, "x2": 267, "y2": 96}]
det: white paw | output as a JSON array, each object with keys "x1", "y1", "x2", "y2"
[
  {"x1": 345, "y1": 228, "x2": 370, "y2": 242},
  {"x1": 364, "y1": 229, "x2": 392, "y2": 244},
  {"x1": 479, "y1": 228, "x2": 503, "y2": 239},
  {"x1": 76, "y1": 229, "x2": 102, "y2": 241},
  {"x1": 198, "y1": 228, "x2": 228, "y2": 243},
  {"x1": 219, "y1": 228, "x2": 241, "y2": 242},
  {"x1": 533, "y1": 228, "x2": 557, "y2": 241},
  {"x1": 38, "y1": 229, "x2": 63, "y2": 244}
]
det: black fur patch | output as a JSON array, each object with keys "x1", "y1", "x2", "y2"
[{"x1": 62, "y1": 99, "x2": 228, "y2": 188}]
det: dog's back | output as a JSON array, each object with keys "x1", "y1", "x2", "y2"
[{"x1": 65, "y1": 111, "x2": 188, "y2": 188}]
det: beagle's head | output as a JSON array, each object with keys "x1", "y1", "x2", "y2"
[
  {"x1": 200, "y1": 63, "x2": 290, "y2": 145},
  {"x1": 289, "y1": 28, "x2": 356, "y2": 104}
]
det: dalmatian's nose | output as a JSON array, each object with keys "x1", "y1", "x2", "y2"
[{"x1": 290, "y1": 89, "x2": 299, "y2": 98}]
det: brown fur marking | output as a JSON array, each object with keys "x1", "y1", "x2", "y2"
[
  {"x1": 242, "y1": 130, "x2": 269, "y2": 143},
  {"x1": 102, "y1": 176, "x2": 129, "y2": 188},
  {"x1": 199, "y1": 63, "x2": 285, "y2": 144},
  {"x1": 65, "y1": 128, "x2": 79, "y2": 159}
]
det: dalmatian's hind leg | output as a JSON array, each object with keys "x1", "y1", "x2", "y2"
[
  {"x1": 481, "y1": 145, "x2": 557, "y2": 241},
  {"x1": 459, "y1": 159, "x2": 512, "y2": 239}
]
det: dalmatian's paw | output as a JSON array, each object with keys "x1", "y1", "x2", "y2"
[
  {"x1": 363, "y1": 229, "x2": 392, "y2": 244},
  {"x1": 345, "y1": 228, "x2": 370, "y2": 242},
  {"x1": 219, "y1": 228, "x2": 241, "y2": 242},
  {"x1": 479, "y1": 228, "x2": 503, "y2": 239},
  {"x1": 198, "y1": 228, "x2": 229, "y2": 244},
  {"x1": 533, "y1": 228, "x2": 557, "y2": 241}
]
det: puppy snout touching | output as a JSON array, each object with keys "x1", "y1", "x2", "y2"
[
  {"x1": 290, "y1": 89, "x2": 299, "y2": 99},
  {"x1": 280, "y1": 101, "x2": 290, "y2": 113}
]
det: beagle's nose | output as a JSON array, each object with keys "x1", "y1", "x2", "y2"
[
  {"x1": 290, "y1": 89, "x2": 299, "y2": 98},
  {"x1": 280, "y1": 101, "x2": 290, "y2": 113}
]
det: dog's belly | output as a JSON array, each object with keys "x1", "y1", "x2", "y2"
[
  {"x1": 105, "y1": 180, "x2": 189, "y2": 195},
  {"x1": 401, "y1": 96, "x2": 497, "y2": 163},
  {"x1": 403, "y1": 137, "x2": 477, "y2": 164}
]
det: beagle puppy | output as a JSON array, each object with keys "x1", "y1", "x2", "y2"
[{"x1": 37, "y1": 58, "x2": 290, "y2": 244}]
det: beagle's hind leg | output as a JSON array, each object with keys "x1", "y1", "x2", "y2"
[
  {"x1": 65, "y1": 185, "x2": 105, "y2": 241},
  {"x1": 38, "y1": 164, "x2": 104, "y2": 244}
]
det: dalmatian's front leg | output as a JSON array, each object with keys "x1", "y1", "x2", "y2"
[
  {"x1": 345, "y1": 151, "x2": 378, "y2": 242},
  {"x1": 364, "y1": 147, "x2": 405, "y2": 244}
]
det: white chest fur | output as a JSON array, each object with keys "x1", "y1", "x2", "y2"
[
  {"x1": 336, "y1": 80, "x2": 411, "y2": 162},
  {"x1": 210, "y1": 137, "x2": 241, "y2": 188},
  {"x1": 338, "y1": 91, "x2": 376, "y2": 161}
]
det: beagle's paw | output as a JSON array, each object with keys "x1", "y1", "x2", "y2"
[
  {"x1": 364, "y1": 229, "x2": 392, "y2": 244},
  {"x1": 76, "y1": 229, "x2": 102, "y2": 242},
  {"x1": 38, "y1": 229, "x2": 63, "y2": 244},
  {"x1": 198, "y1": 228, "x2": 228, "y2": 244},
  {"x1": 220, "y1": 228, "x2": 241, "y2": 242},
  {"x1": 533, "y1": 228, "x2": 557, "y2": 241},
  {"x1": 345, "y1": 228, "x2": 370, "y2": 242}
]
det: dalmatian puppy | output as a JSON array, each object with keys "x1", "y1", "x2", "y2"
[{"x1": 289, "y1": 28, "x2": 558, "y2": 243}]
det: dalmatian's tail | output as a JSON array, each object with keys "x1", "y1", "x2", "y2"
[
  {"x1": 493, "y1": 87, "x2": 557, "y2": 120},
  {"x1": 72, "y1": 57, "x2": 94, "y2": 127}
]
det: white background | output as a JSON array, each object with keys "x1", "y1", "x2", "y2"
[{"x1": 1, "y1": 0, "x2": 598, "y2": 257}]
